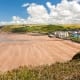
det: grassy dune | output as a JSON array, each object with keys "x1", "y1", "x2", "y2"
[{"x1": 0, "y1": 60, "x2": 80, "y2": 80}]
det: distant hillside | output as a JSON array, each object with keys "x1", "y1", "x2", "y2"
[
  {"x1": 61, "y1": 24, "x2": 80, "y2": 28},
  {"x1": 0, "y1": 24, "x2": 80, "y2": 33}
]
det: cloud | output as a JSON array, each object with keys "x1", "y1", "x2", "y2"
[
  {"x1": 0, "y1": 16, "x2": 27, "y2": 25},
  {"x1": 22, "y1": 3, "x2": 30, "y2": 7},
  {"x1": 26, "y1": 3, "x2": 49, "y2": 24},
  {"x1": 12, "y1": 16, "x2": 26, "y2": 24},
  {"x1": 0, "y1": 0, "x2": 80, "y2": 25},
  {"x1": 25, "y1": 0, "x2": 80, "y2": 24}
]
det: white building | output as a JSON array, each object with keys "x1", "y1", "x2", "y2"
[{"x1": 54, "y1": 31, "x2": 70, "y2": 39}]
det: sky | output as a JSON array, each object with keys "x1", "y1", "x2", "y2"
[
  {"x1": 0, "y1": 0, "x2": 61, "y2": 21},
  {"x1": 0, "y1": 0, "x2": 80, "y2": 25}
]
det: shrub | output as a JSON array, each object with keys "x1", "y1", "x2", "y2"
[
  {"x1": 70, "y1": 37, "x2": 80, "y2": 43},
  {"x1": 12, "y1": 27, "x2": 28, "y2": 33}
]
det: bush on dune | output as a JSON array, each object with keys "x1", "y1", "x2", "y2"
[
  {"x1": 0, "y1": 60, "x2": 80, "y2": 80},
  {"x1": 11, "y1": 27, "x2": 28, "y2": 33}
]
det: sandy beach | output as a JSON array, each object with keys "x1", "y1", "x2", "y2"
[{"x1": 0, "y1": 33, "x2": 80, "y2": 71}]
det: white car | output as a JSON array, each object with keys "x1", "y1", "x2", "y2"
[{"x1": 48, "y1": 34, "x2": 55, "y2": 38}]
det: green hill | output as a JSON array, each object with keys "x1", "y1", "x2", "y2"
[{"x1": 0, "y1": 24, "x2": 80, "y2": 33}]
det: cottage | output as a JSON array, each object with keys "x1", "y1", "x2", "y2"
[{"x1": 54, "y1": 31, "x2": 70, "y2": 39}]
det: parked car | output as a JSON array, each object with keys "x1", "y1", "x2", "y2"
[{"x1": 48, "y1": 33, "x2": 55, "y2": 38}]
